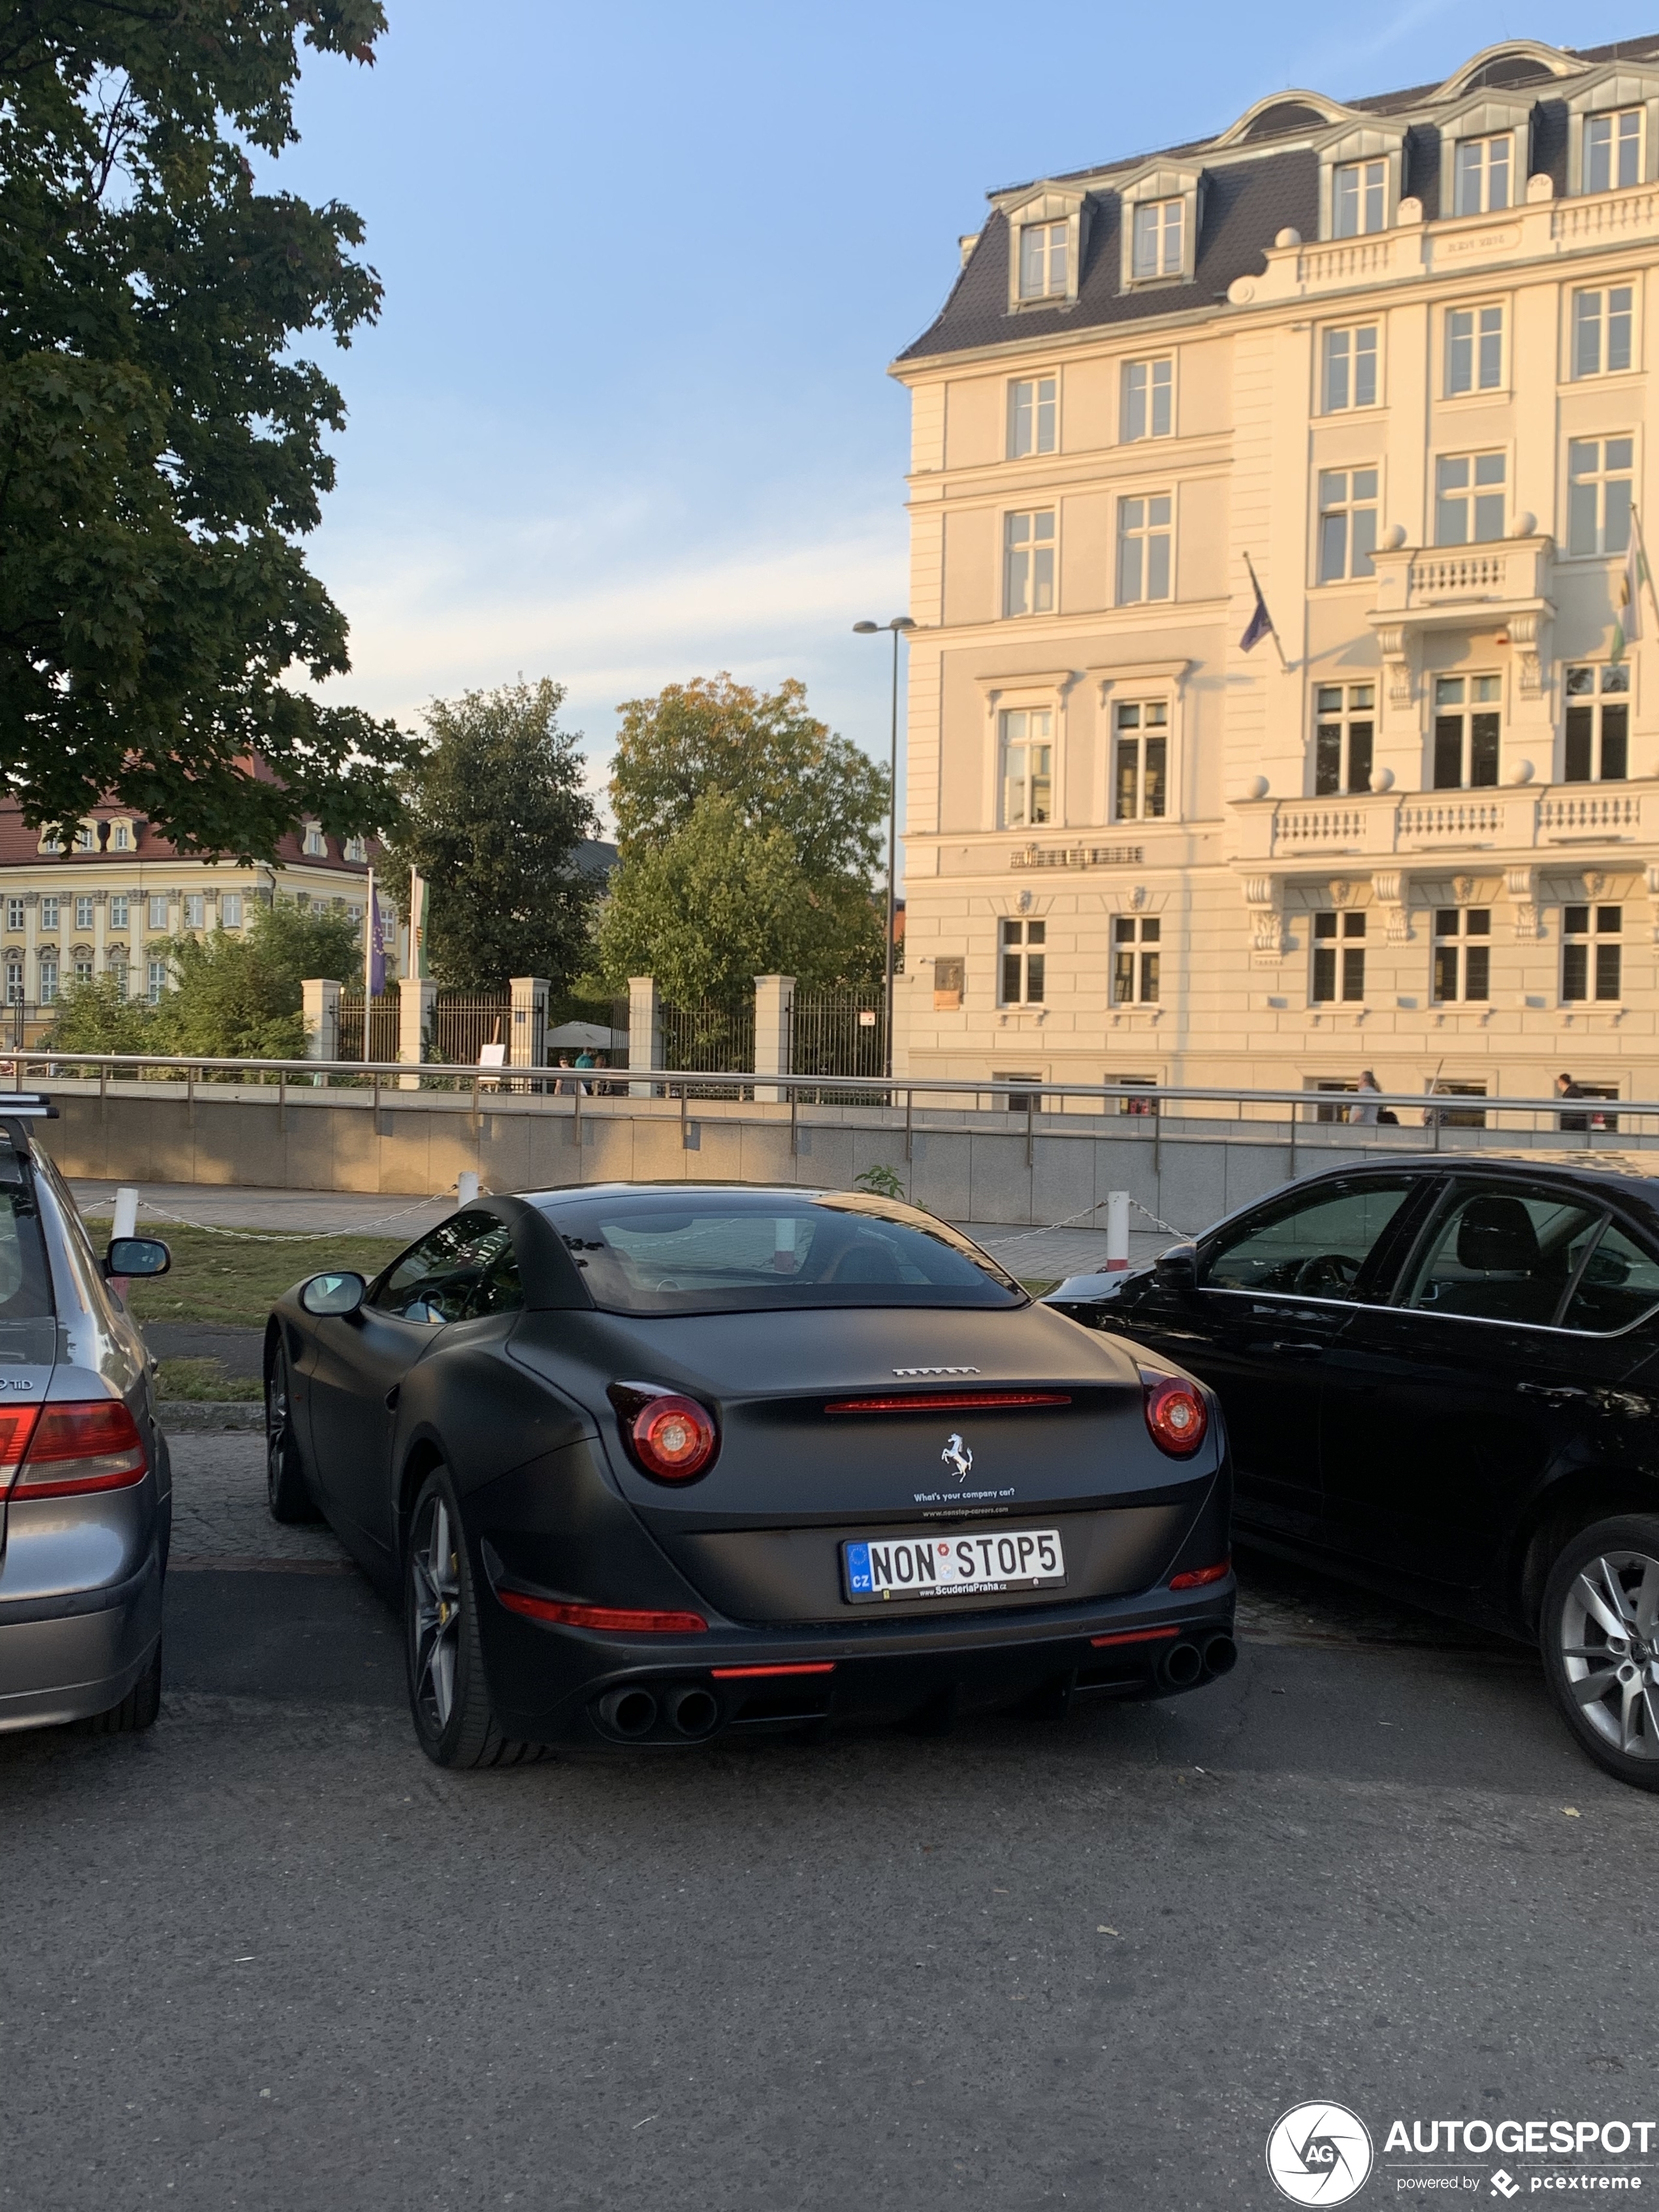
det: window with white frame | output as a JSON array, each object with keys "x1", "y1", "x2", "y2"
[
  {"x1": 183, "y1": 893, "x2": 204, "y2": 928},
  {"x1": 1562, "y1": 903, "x2": 1621, "y2": 1002},
  {"x1": 110, "y1": 895, "x2": 128, "y2": 928},
  {"x1": 1317, "y1": 469, "x2": 1379, "y2": 583},
  {"x1": 1311, "y1": 911, "x2": 1366, "y2": 1003},
  {"x1": 344, "y1": 835, "x2": 366, "y2": 863},
  {"x1": 1333, "y1": 159, "x2": 1387, "y2": 237},
  {"x1": 1432, "y1": 908, "x2": 1490, "y2": 1002},
  {"x1": 1432, "y1": 675, "x2": 1502, "y2": 789},
  {"x1": 1003, "y1": 511, "x2": 1055, "y2": 617},
  {"x1": 1131, "y1": 199, "x2": 1184, "y2": 280},
  {"x1": 1112, "y1": 915, "x2": 1160, "y2": 1004},
  {"x1": 999, "y1": 919, "x2": 1045, "y2": 1004},
  {"x1": 1453, "y1": 134, "x2": 1511, "y2": 214},
  {"x1": 1567, "y1": 437, "x2": 1634, "y2": 556},
  {"x1": 303, "y1": 824, "x2": 327, "y2": 857},
  {"x1": 111, "y1": 822, "x2": 131, "y2": 852},
  {"x1": 1018, "y1": 221, "x2": 1068, "y2": 301},
  {"x1": 1121, "y1": 359, "x2": 1172, "y2": 441},
  {"x1": 222, "y1": 891, "x2": 244, "y2": 927},
  {"x1": 74, "y1": 895, "x2": 93, "y2": 930},
  {"x1": 1573, "y1": 285, "x2": 1634, "y2": 378},
  {"x1": 1321, "y1": 324, "x2": 1378, "y2": 412},
  {"x1": 1587, "y1": 109, "x2": 1643, "y2": 193},
  {"x1": 1112, "y1": 700, "x2": 1168, "y2": 820},
  {"x1": 999, "y1": 710, "x2": 1054, "y2": 829},
  {"x1": 1008, "y1": 376, "x2": 1057, "y2": 458},
  {"x1": 5, "y1": 898, "x2": 22, "y2": 933},
  {"x1": 73, "y1": 958, "x2": 93, "y2": 985},
  {"x1": 38, "y1": 958, "x2": 57, "y2": 1006},
  {"x1": 148, "y1": 895, "x2": 169, "y2": 929},
  {"x1": 1446, "y1": 302, "x2": 1504, "y2": 394},
  {"x1": 1117, "y1": 494, "x2": 1172, "y2": 603},
  {"x1": 147, "y1": 958, "x2": 167, "y2": 1005},
  {"x1": 40, "y1": 897, "x2": 57, "y2": 929},
  {"x1": 1314, "y1": 684, "x2": 1376, "y2": 795},
  {"x1": 5, "y1": 962, "x2": 22, "y2": 1004},
  {"x1": 108, "y1": 959, "x2": 127, "y2": 1000},
  {"x1": 1434, "y1": 451, "x2": 1507, "y2": 544},
  {"x1": 73, "y1": 825, "x2": 94, "y2": 852},
  {"x1": 1564, "y1": 665, "x2": 1630, "y2": 782}
]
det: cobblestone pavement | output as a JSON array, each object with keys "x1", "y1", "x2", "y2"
[{"x1": 166, "y1": 1432, "x2": 350, "y2": 1570}]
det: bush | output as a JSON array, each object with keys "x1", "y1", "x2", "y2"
[{"x1": 45, "y1": 978, "x2": 157, "y2": 1054}]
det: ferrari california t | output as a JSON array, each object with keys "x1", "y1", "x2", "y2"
[{"x1": 265, "y1": 1185, "x2": 1236, "y2": 1767}]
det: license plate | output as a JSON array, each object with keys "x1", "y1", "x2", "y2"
[{"x1": 842, "y1": 1527, "x2": 1067, "y2": 1605}]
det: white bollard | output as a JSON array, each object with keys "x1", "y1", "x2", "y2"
[
  {"x1": 456, "y1": 1171, "x2": 479, "y2": 1208},
  {"x1": 112, "y1": 1187, "x2": 139, "y2": 1243},
  {"x1": 1105, "y1": 1189, "x2": 1130, "y2": 1273}
]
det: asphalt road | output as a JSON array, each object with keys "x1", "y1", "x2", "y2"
[{"x1": 2, "y1": 1439, "x2": 1655, "y2": 2212}]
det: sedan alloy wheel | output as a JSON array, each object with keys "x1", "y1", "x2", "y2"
[{"x1": 1543, "y1": 1515, "x2": 1659, "y2": 1791}]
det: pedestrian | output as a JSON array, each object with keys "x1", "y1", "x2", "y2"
[
  {"x1": 555, "y1": 1053, "x2": 575, "y2": 1097},
  {"x1": 573, "y1": 1046, "x2": 595, "y2": 1097},
  {"x1": 1556, "y1": 1072, "x2": 1589, "y2": 1133},
  {"x1": 1349, "y1": 1070, "x2": 1381, "y2": 1128}
]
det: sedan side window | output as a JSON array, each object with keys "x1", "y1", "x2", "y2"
[
  {"x1": 1559, "y1": 1223, "x2": 1659, "y2": 1335},
  {"x1": 1200, "y1": 1181, "x2": 1413, "y2": 1300},
  {"x1": 372, "y1": 1211, "x2": 523, "y2": 1325},
  {"x1": 1403, "y1": 1189, "x2": 1603, "y2": 1327}
]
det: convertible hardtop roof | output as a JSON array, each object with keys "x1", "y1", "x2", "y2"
[
  {"x1": 523, "y1": 1183, "x2": 872, "y2": 1208},
  {"x1": 1292, "y1": 1151, "x2": 1659, "y2": 1203}
]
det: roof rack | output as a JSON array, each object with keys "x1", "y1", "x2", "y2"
[{"x1": 0, "y1": 1093, "x2": 57, "y2": 1119}]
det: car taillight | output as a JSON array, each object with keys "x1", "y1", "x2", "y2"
[
  {"x1": 1169, "y1": 1558, "x2": 1231, "y2": 1590},
  {"x1": 1, "y1": 1400, "x2": 147, "y2": 1502},
  {"x1": 496, "y1": 1589, "x2": 707, "y2": 1635},
  {"x1": 608, "y1": 1383, "x2": 719, "y2": 1483},
  {"x1": 1143, "y1": 1375, "x2": 1208, "y2": 1458}
]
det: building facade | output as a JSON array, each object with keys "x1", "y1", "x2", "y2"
[{"x1": 891, "y1": 33, "x2": 1659, "y2": 1116}]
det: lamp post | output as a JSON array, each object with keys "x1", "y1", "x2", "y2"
[{"x1": 852, "y1": 615, "x2": 915, "y2": 1078}]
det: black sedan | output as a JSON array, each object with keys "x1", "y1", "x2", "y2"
[
  {"x1": 1048, "y1": 1155, "x2": 1659, "y2": 1791},
  {"x1": 263, "y1": 1185, "x2": 1235, "y2": 1766}
]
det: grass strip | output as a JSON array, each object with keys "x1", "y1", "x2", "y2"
[{"x1": 126, "y1": 1225, "x2": 406, "y2": 1328}]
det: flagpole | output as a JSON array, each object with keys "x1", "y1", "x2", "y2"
[
  {"x1": 1632, "y1": 505, "x2": 1659, "y2": 632},
  {"x1": 1243, "y1": 550, "x2": 1289, "y2": 671},
  {"x1": 364, "y1": 866, "x2": 374, "y2": 1066}
]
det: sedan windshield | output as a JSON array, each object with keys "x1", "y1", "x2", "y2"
[{"x1": 537, "y1": 1192, "x2": 1024, "y2": 1315}]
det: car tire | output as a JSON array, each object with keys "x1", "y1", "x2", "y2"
[
  {"x1": 404, "y1": 1464, "x2": 547, "y2": 1771},
  {"x1": 1540, "y1": 1514, "x2": 1659, "y2": 1792},
  {"x1": 80, "y1": 1635, "x2": 162, "y2": 1735},
  {"x1": 266, "y1": 1346, "x2": 321, "y2": 1524}
]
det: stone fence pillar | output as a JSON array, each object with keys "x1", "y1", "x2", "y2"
[
  {"x1": 752, "y1": 974, "x2": 794, "y2": 1104},
  {"x1": 509, "y1": 976, "x2": 550, "y2": 1074},
  {"x1": 628, "y1": 976, "x2": 660, "y2": 1100},
  {"x1": 302, "y1": 979, "x2": 341, "y2": 1063},
  {"x1": 399, "y1": 978, "x2": 437, "y2": 1091}
]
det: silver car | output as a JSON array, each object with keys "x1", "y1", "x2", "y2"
[{"x1": 0, "y1": 1098, "x2": 172, "y2": 1736}]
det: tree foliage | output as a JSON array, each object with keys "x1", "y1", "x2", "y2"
[
  {"x1": 381, "y1": 679, "x2": 599, "y2": 992},
  {"x1": 0, "y1": 1, "x2": 414, "y2": 856}
]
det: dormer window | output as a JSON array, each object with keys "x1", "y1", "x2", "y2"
[
  {"x1": 1333, "y1": 159, "x2": 1387, "y2": 236},
  {"x1": 1587, "y1": 110, "x2": 1642, "y2": 191},
  {"x1": 303, "y1": 823, "x2": 327, "y2": 858},
  {"x1": 1132, "y1": 200, "x2": 1184, "y2": 280},
  {"x1": 1453, "y1": 134, "x2": 1511, "y2": 214},
  {"x1": 345, "y1": 834, "x2": 368, "y2": 863},
  {"x1": 1315, "y1": 125, "x2": 1405, "y2": 242},
  {"x1": 1001, "y1": 185, "x2": 1087, "y2": 313},
  {"x1": 1116, "y1": 163, "x2": 1202, "y2": 289},
  {"x1": 1435, "y1": 90, "x2": 1533, "y2": 221},
  {"x1": 1018, "y1": 222, "x2": 1068, "y2": 301}
]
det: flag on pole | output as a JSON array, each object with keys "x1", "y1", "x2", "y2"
[
  {"x1": 366, "y1": 868, "x2": 386, "y2": 996},
  {"x1": 1239, "y1": 552, "x2": 1286, "y2": 666},
  {"x1": 1613, "y1": 507, "x2": 1654, "y2": 664},
  {"x1": 408, "y1": 867, "x2": 430, "y2": 981}
]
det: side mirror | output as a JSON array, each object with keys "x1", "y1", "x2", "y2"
[
  {"x1": 106, "y1": 1236, "x2": 170, "y2": 1279},
  {"x1": 1153, "y1": 1242, "x2": 1199, "y2": 1289},
  {"x1": 300, "y1": 1271, "x2": 366, "y2": 1317}
]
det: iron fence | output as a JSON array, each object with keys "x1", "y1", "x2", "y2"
[
  {"x1": 429, "y1": 993, "x2": 511, "y2": 1066},
  {"x1": 338, "y1": 987, "x2": 401, "y2": 1063},
  {"x1": 789, "y1": 987, "x2": 886, "y2": 1102},
  {"x1": 660, "y1": 1001, "x2": 754, "y2": 1098}
]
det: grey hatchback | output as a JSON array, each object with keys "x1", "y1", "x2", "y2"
[{"x1": 0, "y1": 1098, "x2": 172, "y2": 1737}]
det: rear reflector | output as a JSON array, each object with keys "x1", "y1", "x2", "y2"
[
  {"x1": 2, "y1": 1400, "x2": 146, "y2": 1502},
  {"x1": 1169, "y1": 1558, "x2": 1231, "y2": 1590},
  {"x1": 1090, "y1": 1626, "x2": 1181, "y2": 1648},
  {"x1": 496, "y1": 1589, "x2": 707, "y2": 1635},
  {"x1": 826, "y1": 1390, "x2": 1071, "y2": 1415},
  {"x1": 710, "y1": 1663, "x2": 836, "y2": 1680}
]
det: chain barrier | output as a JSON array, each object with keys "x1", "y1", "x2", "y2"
[
  {"x1": 974, "y1": 1193, "x2": 1193, "y2": 1258},
  {"x1": 82, "y1": 1193, "x2": 464, "y2": 1244}
]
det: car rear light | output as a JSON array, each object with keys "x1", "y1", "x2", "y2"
[
  {"x1": 1090, "y1": 1626, "x2": 1181, "y2": 1648},
  {"x1": 607, "y1": 1383, "x2": 719, "y2": 1483},
  {"x1": 496, "y1": 1588, "x2": 707, "y2": 1635},
  {"x1": 1142, "y1": 1375, "x2": 1208, "y2": 1458},
  {"x1": 710, "y1": 1663, "x2": 836, "y2": 1679},
  {"x1": 1169, "y1": 1558, "x2": 1231, "y2": 1590},
  {"x1": 0, "y1": 1400, "x2": 147, "y2": 1503},
  {"x1": 825, "y1": 1390, "x2": 1071, "y2": 1414}
]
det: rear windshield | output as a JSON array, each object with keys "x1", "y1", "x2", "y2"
[{"x1": 538, "y1": 1193, "x2": 1024, "y2": 1315}]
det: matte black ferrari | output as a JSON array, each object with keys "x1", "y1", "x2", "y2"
[{"x1": 265, "y1": 1185, "x2": 1236, "y2": 1766}]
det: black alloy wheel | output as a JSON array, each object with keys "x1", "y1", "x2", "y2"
[
  {"x1": 1541, "y1": 1513, "x2": 1659, "y2": 1793},
  {"x1": 265, "y1": 1347, "x2": 320, "y2": 1524},
  {"x1": 404, "y1": 1464, "x2": 546, "y2": 1771}
]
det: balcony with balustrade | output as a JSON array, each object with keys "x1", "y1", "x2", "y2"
[{"x1": 1234, "y1": 781, "x2": 1647, "y2": 867}]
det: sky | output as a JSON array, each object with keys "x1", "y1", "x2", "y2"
[{"x1": 273, "y1": 0, "x2": 1653, "y2": 834}]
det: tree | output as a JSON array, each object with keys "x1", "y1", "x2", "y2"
[
  {"x1": 591, "y1": 792, "x2": 883, "y2": 1005},
  {"x1": 382, "y1": 680, "x2": 599, "y2": 992},
  {"x1": 0, "y1": 2, "x2": 415, "y2": 856},
  {"x1": 44, "y1": 975, "x2": 155, "y2": 1054},
  {"x1": 609, "y1": 675, "x2": 887, "y2": 880}
]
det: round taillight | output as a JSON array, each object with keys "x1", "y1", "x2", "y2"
[
  {"x1": 630, "y1": 1394, "x2": 718, "y2": 1482},
  {"x1": 1144, "y1": 1376, "x2": 1208, "y2": 1458}
]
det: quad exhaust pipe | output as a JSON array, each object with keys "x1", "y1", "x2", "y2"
[
  {"x1": 1157, "y1": 1632, "x2": 1238, "y2": 1691},
  {"x1": 594, "y1": 1682, "x2": 722, "y2": 1742}
]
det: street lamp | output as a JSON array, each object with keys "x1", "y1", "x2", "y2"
[{"x1": 852, "y1": 615, "x2": 915, "y2": 1078}]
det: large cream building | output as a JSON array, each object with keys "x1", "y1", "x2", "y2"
[{"x1": 890, "y1": 33, "x2": 1659, "y2": 1117}]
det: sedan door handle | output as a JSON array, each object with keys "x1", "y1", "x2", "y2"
[
  {"x1": 1517, "y1": 1383, "x2": 1588, "y2": 1403},
  {"x1": 1271, "y1": 1341, "x2": 1327, "y2": 1356}
]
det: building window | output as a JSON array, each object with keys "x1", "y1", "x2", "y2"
[
  {"x1": 1564, "y1": 665, "x2": 1630, "y2": 782},
  {"x1": 1314, "y1": 684, "x2": 1376, "y2": 795},
  {"x1": 1446, "y1": 303, "x2": 1504, "y2": 394},
  {"x1": 1008, "y1": 376, "x2": 1057, "y2": 458},
  {"x1": 112, "y1": 822, "x2": 131, "y2": 852},
  {"x1": 1316, "y1": 468, "x2": 1379, "y2": 583},
  {"x1": 1453, "y1": 134, "x2": 1511, "y2": 215},
  {"x1": 74, "y1": 825, "x2": 95, "y2": 852},
  {"x1": 108, "y1": 960, "x2": 127, "y2": 1000},
  {"x1": 5, "y1": 899, "x2": 22, "y2": 933},
  {"x1": 1003, "y1": 511, "x2": 1056, "y2": 617},
  {"x1": 1567, "y1": 437, "x2": 1634, "y2": 557},
  {"x1": 73, "y1": 959, "x2": 93, "y2": 985},
  {"x1": 1018, "y1": 221, "x2": 1068, "y2": 301},
  {"x1": 999, "y1": 920, "x2": 1045, "y2": 1004},
  {"x1": 344, "y1": 835, "x2": 366, "y2": 863},
  {"x1": 222, "y1": 892, "x2": 243, "y2": 928},
  {"x1": 5, "y1": 963, "x2": 22, "y2": 1004},
  {"x1": 1311, "y1": 911, "x2": 1366, "y2": 1003},
  {"x1": 1322, "y1": 325, "x2": 1378, "y2": 412},
  {"x1": 1432, "y1": 909, "x2": 1491, "y2": 1002},
  {"x1": 1112, "y1": 916, "x2": 1161, "y2": 1004},
  {"x1": 1333, "y1": 158, "x2": 1387, "y2": 238},
  {"x1": 40, "y1": 897, "x2": 58, "y2": 930},
  {"x1": 1562, "y1": 905, "x2": 1621, "y2": 1002},
  {"x1": 109, "y1": 895, "x2": 128, "y2": 929},
  {"x1": 1573, "y1": 286, "x2": 1634, "y2": 378},
  {"x1": 1434, "y1": 452, "x2": 1507, "y2": 545},
  {"x1": 999, "y1": 710, "x2": 1054, "y2": 829},
  {"x1": 184, "y1": 893, "x2": 205, "y2": 928},
  {"x1": 1587, "y1": 109, "x2": 1642, "y2": 193},
  {"x1": 303, "y1": 824, "x2": 327, "y2": 858},
  {"x1": 148, "y1": 895, "x2": 169, "y2": 929},
  {"x1": 147, "y1": 958, "x2": 167, "y2": 1005},
  {"x1": 39, "y1": 959, "x2": 57, "y2": 1006},
  {"x1": 1116, "y1": 494, "x2": 1172, "y2": 603},
  {"x1": 1131, "y1": 199, "x2": 1184, "y2": 280},
  {"x1": 1433, "y1": 675, "x2": 1502, "y2": 789},
  {"x1": 1121, "y1": 359, "x2": 1172, "y2": 440},
  {"x1": 1112, "y1": 701, "x2": 1168, "y2": 820},
  {"x1": 74, "y1": 895, "x2": 93, "y2": 929}
]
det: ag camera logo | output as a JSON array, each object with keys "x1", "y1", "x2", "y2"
[{"x1": 1266, "y1": 2102, "x2": 1375, "y2": 2205}]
